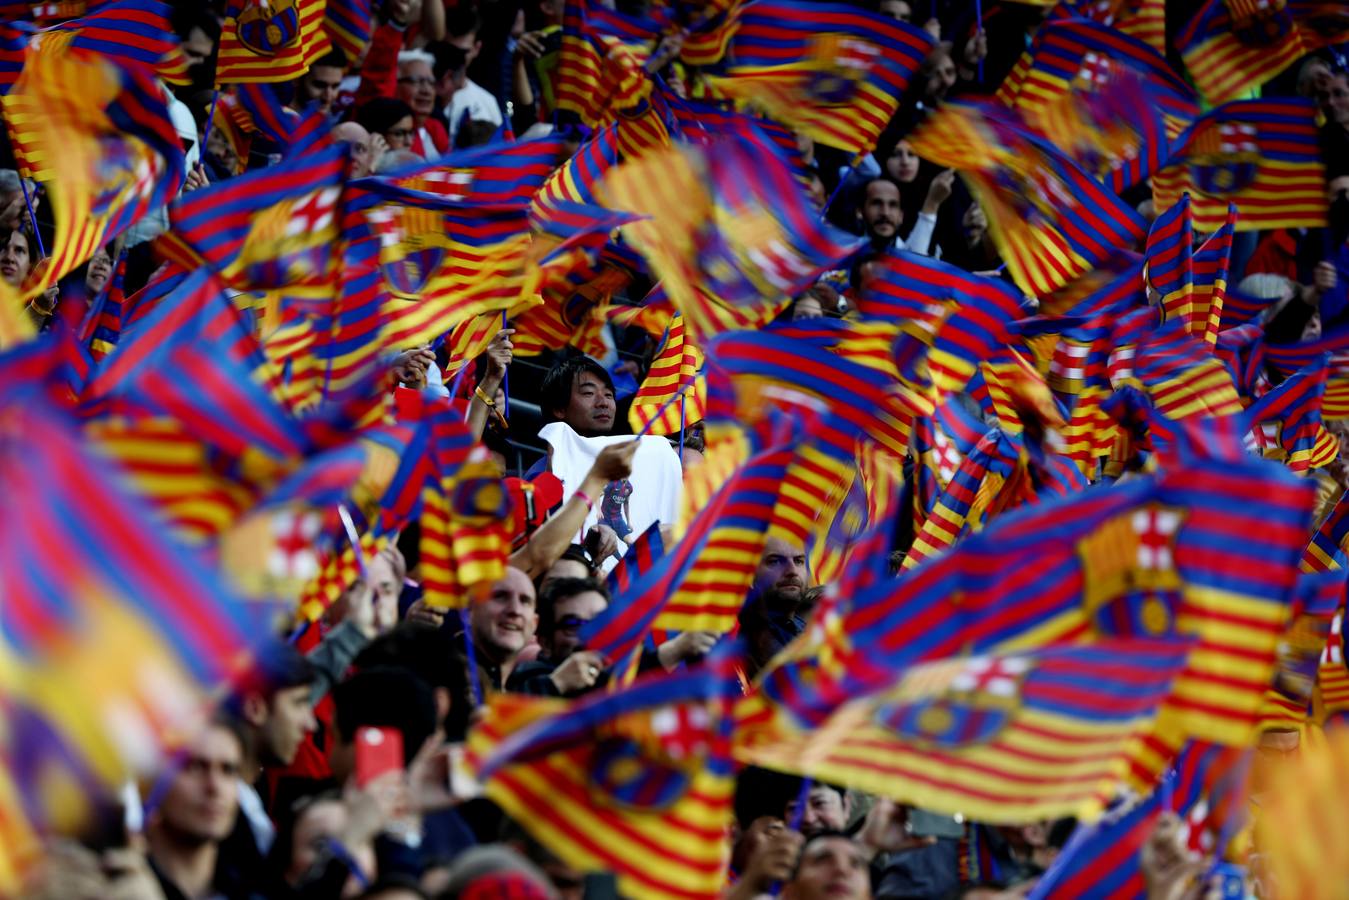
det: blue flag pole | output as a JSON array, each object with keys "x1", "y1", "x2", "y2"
[
  {"x1": 200, "y1": 88, "x2": 220, "y2": 156},
  {"x1": 501, "y1": 309, "x2": 510, "y2": 418},
  {"x1": 19, "y1": 175, "x2": 45, "y2": 258},
  {"x1": 974, "y1": 0, "x2": 984, "y2": 83},
  {"x1": 767, "y1": 777, "x2": 815, "y2": 896},
  {"x1": 460, "y1": 608, "x2": 484, "y2": 706}
]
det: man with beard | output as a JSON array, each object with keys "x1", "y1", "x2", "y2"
[
  {"x1": 858, "y1": 175, "x2": 952, "y2": 255},
  {"x1": 739, "y1": 537, "x2": 811, "y2": 677}
]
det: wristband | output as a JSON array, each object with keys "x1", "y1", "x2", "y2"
[
  {"x1": 474, "y1": 385, "x2": 497, "y2": 408},
  {"x1": 574, "y1": 489, "x2": 594, "y2": 511}
]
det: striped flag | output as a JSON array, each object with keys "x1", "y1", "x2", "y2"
[
  {"x1": 1178, "y1": 0, "x2": 1349, "y2": 104},
  {"x1": 1244, "y1": 358, "x2": 1338, "y2": 473},
  {"x1": 909, "y1": 101, "x2": 1146, "y2": 297},
  {"x1": 554, "y1": 0, "x2": 656, "y2": 127},
  {"x1": 41, "y1": 0, "x2": 190, "y2": 84},
  {"x1": 2, "y1": 49, "x2": 184, "y2": 297},
  {"x1": 708, "y1": 0, "x2": 933, "y2": 156},
  {"x1": 215, "y1": 0, "x2": 332, "y2": 85},
  {"x1": 600, "y1": 134, "x2": 862, "y2": 343},
  {"x1": 1152, "y1": 99, "x2": 1326, "y2": 233},
  {"x1": 628, "y1": 314, "x2": 704, "y2": 436},
  {"x1": 740, "y1": 640, "x2": 1194, "y2": 824},
  {"x1": 322, "y1": 0, "x2": 370, "y2": 64},
  {"x1": 1030, "y1": 741, "x2": 1250, "y2": 898},
  {"x1": 158, "y1": 142, "x2": 347, "y2": 293},
  {"x1": 469, "y1": 651, "x2": 742, "y2": 900}
]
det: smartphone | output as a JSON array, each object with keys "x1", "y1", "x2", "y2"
[
  {"x1": 907, "y1": 809, "x2": 966, "y2": 840},
  {"x1": 355, "y1": 726, "x2": 404, "y2": 787}
]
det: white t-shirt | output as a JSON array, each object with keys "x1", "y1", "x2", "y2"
[
  {"x1": 539, "y1": 422, "x2": 681, "y2": 571},
  {"x1": 443, "y1": 79, "x2": 504, "y2": 141}
]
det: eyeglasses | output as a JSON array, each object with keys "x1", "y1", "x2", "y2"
[
  {"x1": 555, "y1": 614, "x2": 592, "y2": 632},
  {"x1": 398, "y1": 76, "x2": 437, "y2": 87}
]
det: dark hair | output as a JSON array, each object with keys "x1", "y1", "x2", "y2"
[
  {"x1": 332, "y1": 666, "x2": 438, "y2": 766},
  {"x1": 537, "y1": 576, "x2": 608, "y2": 637},
  {"x1": 0, "y1": 224, "x2": 37, "y2": 262},
  {"x1": 427, "y1": 41, "x2": 468, "y2": 82},
  {"x1": 539, "y1": 355, "x2": 614, "y2": 421},
  {"x1": 310, "y1": 48, "x2": 350, "y2": 72},
  {"x1": 861, "y1": 174, "x2": 904, "y2": 203},
  {"x1": 267, "y1": 787, "x2": 343, "y2": 878},
  {"x1": 227, "y1": 638, "x2": 317, "y2": 714},
  {"x1": 355, "y1": 97, "x2": 415, "y2": 137},
  {"x1": 354, "y1": 624, "x2": 473, "y2": 742},
  {"x1": 559, "y1": 543, "x2": 596, "y2": 574},
  {"x1": 455, "y1": 119, "x2": 498, "y2": 149},
  {"x1": 446, "y1": 4, "x2": 483, "y2": 39},
  {"x1": 171, "y1": 6, "x2": 221, "y2": 43}
]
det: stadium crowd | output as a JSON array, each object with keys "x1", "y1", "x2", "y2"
[{"x1": 5, "y1": 0, "x2": 1349, "y2": 899}]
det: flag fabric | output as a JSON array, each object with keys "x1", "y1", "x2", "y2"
[
  {"x1": 1244, "y1": 357, "x2": 1339, "y2": 473},
  {"x1": 2, "y1": 48, "x2": 185, "y2": 297},
  {"x1": 1152, "y1": 99, "x2": 1326, "y2": 233},
  {"x1": 628, "y1": 315, "x2": 704, "y2": 436},
  {"x1": 1029, "y1": 740, "x2": 1250, "y2": 898},
  {"x1": 554, "y1": 0, "x2": 656, "y2": 127},
  {"x1": 1190, "y1": 203, "x2": 1238, "y2": 346},
  {"x1": 41, "y1": 0, "x2": 190, "y2": 84},
  {"x1": 322, "y1": 0, "x2": 370, "y2": 64},
  {"x1": 908, "y1": 101, "x2": 1147, "y2": 297},
  {"x1": 739, "y1": 640, "x2": 1194, "y2": 824},
  {"x1": 1303, "y1": 492, "x2": 1349, "y2": 573},
  {"x1": 0, "y1": 395, "x2": 257, "y2": 830},
  {"x1": 1146, "y1": 195, "x2": 1194, "y2": 332},
  {"x1": 159, "y1": 142, "x2": 347, "y2": 294},
  {"x1": 468, "y1": 651, "x2": 742, "y2": 900},
  {"x1": 709, "y1": 0, "x2": 934, "y2": 155},
  {"x1": 215, "y1": 0, "x2": 332, "y2": 85},
  {"x1": 995, "y1": 17, "x2": 1199, "y2": 139},
  {"x1": 1178, "y1": 0, "x2": 1349, "y2": 104},
  {"x1": 0, "y1": 21, "x2": 31, "y2": 95},
  {"x1": 601, "y1": 134, "x2": 862, "y2": 343}
]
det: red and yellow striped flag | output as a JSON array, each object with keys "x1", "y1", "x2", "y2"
[
  {"x1": 629, "y1": 314, "x2": 705, "y2": 436},
  {"x1": 215, "y1": 0, "x2": 331, "y2": 85}
]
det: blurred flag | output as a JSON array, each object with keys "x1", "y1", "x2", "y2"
[
  {"x1": 1029, "y1": 740, "x2": 1250, "y2": 898},
  {"x1": 159, "y1": 142, "x2": 347, "y2": 295},
  {"x1": 1244, "y1": 357, "x2": 1338, "y2": 473},
  {"x1": 709, "y1": 0, "x2": 933, "y2": 156},
  {"x1": 601, "y1": 134, "x2": 862, "y2": 343},
  {"x1": 0, "y1": 395, "x2": 256, "y2": 844},
  {"x1": 909, "y1": 101, "x2": 1146, "y2": 297},
  {"x1": 1152, "y1": 99, "x2": 1326, "y2": 233},
  {"x1": 740, "y1": 640, "x2": 1194, "y2": 823},
  {"x1": 41, "y1": 0, "x2": 190, "y2": 84},
  {"x1": 1178, "y1": 0, "x2": 1349, "y2": 104},
  {"x1": 216, "y1": 0, "x2": 332, "y2": 85},
  {"x1": 555, "y1": 0, "x2": 656, "y2": 127},
  {"x1": 2, "y1": 48, "x2": 184, "y2": 298},
  {"x1": 322, "y1": 0, "x2": 370, "y2": 64},
  {"x1": 469, "y1": 650, "x2": 742, "y2": 900},
  {"x1": 628, "y1": 314, "x2": 704, "y2": 436}
]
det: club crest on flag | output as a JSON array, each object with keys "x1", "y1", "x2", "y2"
[
  {"x1": 1224, "y1": 0, "x2": 1292, "y2": 46},
  {"x1": 590, "y1": 738, "x2": 692, "y2": 810},
  {"x1": 803, "y1": 34, "x2": 876, "y2": 103},
  {"x1": 1077, "y1": 505, "x2": 1186, "y2": 636},
  {"x1": 1188, "y1": 120, "x2": 1259, "y2": 196},
  {"x1": 875, "y1": 656, "x2": 1030, "y2": 749},
  {"x1": 237, "y1": 0, "x2": 302, "y2": 57},
  {"x1": 91, "y1": 137, "x2": 160, "y2": 218}
]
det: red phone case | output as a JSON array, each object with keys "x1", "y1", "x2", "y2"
[{"x1": 354, "y1": 726, "x2": 404, "y2": 787}]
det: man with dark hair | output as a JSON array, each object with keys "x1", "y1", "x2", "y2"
[
  {"x1": 506, "y1": 576, "x2": 609, "y2": 696},
  {"x1": 291, "y1": 48, "x2": 348, "y2": 115},
  {"x1": 539, "y1": 355, "x2": 617, "y2": 437},
  {"x1": 329, "y1": 667, "x2": 440, "y2": 783},
  {"x1": 354, "y1": 623, "x2": 473, "y2": 743},
  {"x1": 784, "y1": 781, "x2": 853, "y2": 838},
  {"x1": 147, "y1": 718, "x2": 256, "y2": 900},
  {"x1": 441, "y1": 4, "x2": 504, "y2": 134},
  {"x1": 858, "y1": 175, "x2": 948, "y2": 255},
  {"x1": 739, "y1": 537, "x2": 811, "y2": 677},
  {"x1": 540, "y1": 543, "x2": 596, "y2": 587}
]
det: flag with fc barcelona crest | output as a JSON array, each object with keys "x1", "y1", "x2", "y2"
[
  {"x1": 468, "y1": 648, "x2": 743, "y2": 900},
  {"x1": 739, "y1": 640, "x2": 1194, "y2": 824}
]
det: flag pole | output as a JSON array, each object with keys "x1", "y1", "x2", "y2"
[
  {"x1": 201, "y1": 88, "x2": 220, "y2": 157},
  {"x1": 767, "y1": 777, "x2": 814, "y2": 896},
  {"x1": 501, "y1": 309, "x2": 510, "y2": 418},
  {"x1": 460, "y1": 608, "x2": 484, "y2": 706},
  {"x1": 974, "y1": 0, "x2": 984, "y2": 84},
  {"x1": 634, "y1": 382, "x2": 692, "y2": 439},
  {"x1": 678, "y1": 393, "x2": 687, "y2": 461},
  {"x1": 19, "y1": 175, "x2": 45, "y2": 258}
]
